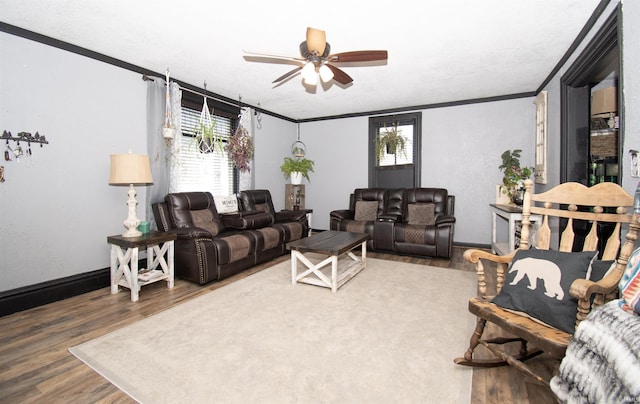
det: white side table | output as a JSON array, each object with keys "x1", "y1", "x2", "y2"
[
  {"x1": 107, "y1": 231, "x2": 176, "y2": 302},
  {"x1": 490, "y1": 204, "x2": 542, "y2": 255}
]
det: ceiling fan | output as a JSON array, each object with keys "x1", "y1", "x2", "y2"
[{"x1": 243, "y1": 27, "x2": 388, "y2": 86}]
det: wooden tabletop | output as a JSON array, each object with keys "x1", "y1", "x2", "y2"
[
  {"x1": 286, "y1": 230, "x2": 368, "y2": 256},
  {"x1": 107, "y1": 230, "x2": 177, "y2": 248}
]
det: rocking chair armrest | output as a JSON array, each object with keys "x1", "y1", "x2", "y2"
[
  {"x1": 463, "y1": 248, "x2": 516, "y2": 264},
  {"x1": 570, "y1": 264, "x2": 625, "y2": 301}
]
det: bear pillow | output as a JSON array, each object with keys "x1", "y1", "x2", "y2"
[{"x1": 491, "y1": 248, "x2": 598, "y2": 334}]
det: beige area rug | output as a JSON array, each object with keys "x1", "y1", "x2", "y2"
[{"x1": 70, "y1": 258, "x2": 476, "y2": 403}]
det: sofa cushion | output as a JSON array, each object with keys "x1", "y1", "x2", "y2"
[
  {"x1": 407, "y1": 203, "x2": 436, "y2": 225},
  {"x1": 354, "y1": 200, "x2": 378, "y2": 221},
  {"x1": 256, "y1": 227, "x2": 281, "y2": 250},
  {"x1": 190, "y1": 209, "x2": 222, "y2": 237},
  {"x1": 220, "y1": 234, "x2": 252, "y2": 263},
  {"x1": 491, "y1": 248, "x2": 598, "y2": 334}
]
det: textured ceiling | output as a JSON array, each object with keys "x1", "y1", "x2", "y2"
[{"x1": 1, "y1": 0, "x2": 603, "y2": 120}]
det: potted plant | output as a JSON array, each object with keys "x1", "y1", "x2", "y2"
[
  {"x1": 499, "y1": 149, "x2": 533, "y2": 205},
  {"x1": 374, "y1": 123, "x2": 408, "y2": 162},
  {"x1": 280, "y1": 156, "x2": 314, "y2": 184},
  {"x1": 193, "y1": 119, "x2": 223, "y2": 154},
  {"x1": 225, "y1": 125, "x2": 254, "y2": 172}
]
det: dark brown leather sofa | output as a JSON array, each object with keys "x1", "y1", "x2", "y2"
[
  {"x1": 153, "y1": 190, "x2": 308, "y2": 285},
  {"x1": 330, "y1": 187, "x2": 455, "y2": 258}
]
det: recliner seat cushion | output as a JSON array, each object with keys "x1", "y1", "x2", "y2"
[
  {"x1": 346, "y1": 221, "x2": 368, "y2": 233},
  {"x1": 216, "y1": 234, "x2": 254, "y2": 264},
  {"x1": 256, "y1": 227, "x2": 281, "y2": 250}
]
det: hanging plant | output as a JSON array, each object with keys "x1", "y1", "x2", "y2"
[
  {"x1": 374, "y1": 123, "x2": 408, "y2": 162},
  {"x1": 162, "y1": 69, "x2": 176, "y2": 140},
  {"x1": 193, "y1": 96, "x2": 223, "y2": 154},
  {"x1": 225, "y1": 125, "x2": 254, "y2": 172}
]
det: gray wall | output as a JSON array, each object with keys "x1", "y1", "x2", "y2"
[
  {"x1": 0, "y1": 32, "x2": 147, "y2": 291},
  {"x1": 1, "y1": 1, "x2": 638, "y2": 292},
  {"x1": 263, "y1": 99, "x2": 535, "y2": 244}
]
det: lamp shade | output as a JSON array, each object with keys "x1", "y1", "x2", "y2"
[
  {"x1": 319, "y1": 64, "x2": 334, "y2": 82},
  {"x1": 109, "y1": 154, "x2": 153, "y2": 185},
  {"x1": 301, "y1": 62, "x2": 317, "y2": 85}
]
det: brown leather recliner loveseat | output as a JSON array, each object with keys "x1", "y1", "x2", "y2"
[
  {"x1": 330, "y1": 187, "x2": 455, "y2": 258},
  {"x1": 153, "y1": 189, "x2": 308, "y2": 285}
]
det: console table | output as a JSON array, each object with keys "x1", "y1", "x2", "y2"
[
  {"x1": 490, "y1": 204, "x2": 541, "y2": 255},
  {"x1": 107, "y1": 230, "x2": 176, "y2": 302}
]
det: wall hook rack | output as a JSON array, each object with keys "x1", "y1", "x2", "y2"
[
  {"x1": 2, "y1": 130, "x2": 49, "y2": 145},
  {"x1": 2, "y1": 130, "x2": 49, "y2": 164}
]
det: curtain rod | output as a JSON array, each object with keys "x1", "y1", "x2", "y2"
[{"x1": 142, "y1": 74, "x2": 241, "y2": 109}]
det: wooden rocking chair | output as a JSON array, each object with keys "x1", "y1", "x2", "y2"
[{"x1": 454, "y1": 179, "x2": 640, "y2": 386}]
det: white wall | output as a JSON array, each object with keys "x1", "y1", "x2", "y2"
[{"x1": 0, "y1": 32, "x2": 147, "y2": 291}]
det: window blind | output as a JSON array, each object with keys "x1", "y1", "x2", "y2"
[{"x1": 174, "y1": 104, "x2": 236, "y2": 196}]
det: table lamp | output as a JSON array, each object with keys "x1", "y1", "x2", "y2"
[{"x1": 109, "y1": 153, "x2": 154, "y2": 237}]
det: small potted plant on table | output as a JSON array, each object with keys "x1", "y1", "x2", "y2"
[{"x1": 499, "y1": 149, "x2": 533, "y2": 205}]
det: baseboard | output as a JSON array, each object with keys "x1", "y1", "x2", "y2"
[
  {"x1": 454, "y1": 241, "x2": 491, "y2": 250},
  {"x1": 0, "y1": 267, "x2": 113, "y2": 317}
]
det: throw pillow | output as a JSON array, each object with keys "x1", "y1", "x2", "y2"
[
  {"x1": 491, "y1": 248, "x2": 598, "y2": 334},
  {"x1": 214, "y1": 195, "x2": 238, "y2": 214},
  {"x1": 619, "y1": 247, "x2": 640, "y2": 314},
  {"x1": 587, "y1": 260, "x2": 616, "y2": 281},
  {"x1": 354, "y1": 200, "x2": 378, "y2": 221},
  {"x1": 407, "y1": 203, "x2": 436, "y2": 225}
]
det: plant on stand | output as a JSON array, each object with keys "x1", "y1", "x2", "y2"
[
  {"x1": 499, "y1": 149, "x2": 533, "y2": 205},
  {"x1": 280, "y1": 156, "x2": 314, "y2": 184}
]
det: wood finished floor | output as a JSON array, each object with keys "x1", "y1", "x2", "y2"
[{"x1": 0, "y1": 246, "x2": 556, "y2": 403}]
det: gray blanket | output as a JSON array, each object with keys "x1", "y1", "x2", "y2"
[{"x1": 550, "y1": 300, "x2": 640, "y2": 403}]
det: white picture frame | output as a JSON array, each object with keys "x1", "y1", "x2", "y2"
[{"x1": 534, "y1": 91, "x2": 548, "y2": 184}]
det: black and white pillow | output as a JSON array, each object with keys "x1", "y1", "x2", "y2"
[{"x1": 491, "y1": 248, "x2": 598, "y2": 334}]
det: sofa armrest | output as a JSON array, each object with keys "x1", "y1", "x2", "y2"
[
  {"x1": 222, "y1": 211, "x2": 274, "y2": 229},
  {"x1": 330, "y1": 209, "x2": 354, "y2": 221},
  {"x1": 435, "y1": 215, "x2": 456, "y2": 226},
  {"x1": 276, "y1": 210, "x2": 306, "y2": 223},
  {"x1": 174, "y1": 227, "x2": 213, "y2": 240},
  {"x1": 378, "y1": 213, "x2": 402, "y2": 222}
]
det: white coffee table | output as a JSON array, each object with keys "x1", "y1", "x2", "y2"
[{"x1": 286, "y1": 230, "x2": 369, "y2": 293}]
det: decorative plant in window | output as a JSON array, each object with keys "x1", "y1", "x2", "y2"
[
  {"x1": 499, "y1": 149, "x2": 533, "y2": 204},
  {"x1": 225, "y1": 125, "x2": 254, "y2": 172},
  {"x1": 193, "y1": 86, "x2": 223, "y2": 154},
  {"x1": 374, "y1": 123, "x2": 408, "y2": 162}
]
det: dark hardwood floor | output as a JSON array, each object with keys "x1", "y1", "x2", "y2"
[{"x1": 0, "y1": 246, "x2": 556, "y2": 403}]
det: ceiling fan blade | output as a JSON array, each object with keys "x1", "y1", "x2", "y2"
[
  {"x1": 328, "y1": 50, "x2": 388, "y2": 63},
  {"x1": 273, "y1": 66, "x2": 303, "y2": 83},
  {"x1": 242, "y1": 50, "x2": 305, "y2": 62},
  {"x1": 326, "y1": 64, "x2": 353, "y2": 85},
  {"x1": 306, "y1": 27, "x2": 327, "y2": 55}
]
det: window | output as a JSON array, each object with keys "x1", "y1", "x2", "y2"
[
  {"x1": 375, "y1": 122, "x2": 415, "y2": 167},
  {"x1": 173, "y1": 93, "x2": 239, "y2": 195},
  {"x1": 369, "y1": 112, "x2": 422, "y2": 188}
]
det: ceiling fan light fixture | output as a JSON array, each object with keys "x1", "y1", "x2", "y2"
[
  {"x1": 302, "y1": 62, "x2": 317, "y2": 85},
  {"x1": 319, "y1": 64, "x2": 334, "y2": 82}
]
